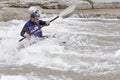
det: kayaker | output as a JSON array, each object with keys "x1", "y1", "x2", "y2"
[{"x1": 20, "y1": 10, "x2": 50, "y2": 38}]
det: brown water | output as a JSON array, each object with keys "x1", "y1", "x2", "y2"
[{"x1": 0, "y1": 17, "x2": 120, "y2": 80}]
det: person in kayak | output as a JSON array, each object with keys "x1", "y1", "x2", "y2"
[{"x1": 20, "y1": 10, "x2": 50, "y2": 38}]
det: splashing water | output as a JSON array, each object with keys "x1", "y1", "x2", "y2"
[{"x1": 0, "y1": 17, "x2": 120, "y2": 80}]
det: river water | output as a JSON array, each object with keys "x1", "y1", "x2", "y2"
[{"x1": 0, "y1": 15, "x2": 120, "y2": 80}]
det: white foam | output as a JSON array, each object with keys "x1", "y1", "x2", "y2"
[
  {"x1": 0, "y1": 18, "x2": 120, "y2": 75},
  {"x1": 115, "y1": 49, "x2": 120, "y2": 57},
  {"x1": 0, "y1": 75, "x2": 27, "y2": 80}
]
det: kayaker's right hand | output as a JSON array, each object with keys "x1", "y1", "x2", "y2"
[{"x1": 24, "y1": 33, "x2": 30, "y2": 38}]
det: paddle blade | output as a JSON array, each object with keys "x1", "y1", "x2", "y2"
[{"x1": 59, "y1": 5, "x2": 75, "y2": 17}]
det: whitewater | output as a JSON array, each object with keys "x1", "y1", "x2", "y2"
[{"x1": 0, "y1": 15, "x2": 120, "y2": 80}]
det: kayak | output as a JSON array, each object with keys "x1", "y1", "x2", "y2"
[{"x1": 17, "y1": 35, "x2": 56, "y2": 50}]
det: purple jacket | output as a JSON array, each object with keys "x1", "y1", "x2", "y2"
[{"x1": 20, "y1": 20, "x2": 46, "y2": 37}]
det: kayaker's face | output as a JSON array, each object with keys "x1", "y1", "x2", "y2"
[
  {"x1": 34, "y1": 18, "x2": 39, "y2": 24},
  {"x1": 31, "y1": 17, "x2": 39, "y2": 24}
]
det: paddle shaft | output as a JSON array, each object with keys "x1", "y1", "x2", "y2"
[{"x1": 19, "y1": 16, "x2": 59, "y2": 42}]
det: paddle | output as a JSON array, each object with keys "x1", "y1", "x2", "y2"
[{"x1": 19, "y1": 5, "x2": 75, "y2": 42}]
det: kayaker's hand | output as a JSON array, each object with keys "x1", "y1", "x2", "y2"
[
  {"x1": 24, "y1": 33, "x2": 30, "y2": 38},
  {"x1": 46, "y1": 21, "x2": 50, "y2": 26}
]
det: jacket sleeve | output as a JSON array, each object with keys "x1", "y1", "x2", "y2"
[
  {"x1": 20, "y1": 24, "x2": 29, "y2": 37},
  {"x1": 39, "y1": 20, "x2": 46, "y2": 25}
]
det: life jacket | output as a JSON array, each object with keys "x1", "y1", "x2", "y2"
[{"x1": 26, "y1": 20, "x2": 43, "y2": 37}]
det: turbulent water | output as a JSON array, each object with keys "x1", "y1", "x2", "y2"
[{"x1": 0, "y1": 16, "x2": 120, "y2": 80}]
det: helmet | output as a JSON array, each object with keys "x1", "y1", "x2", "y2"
[{"x1": 31, "y1": 10, "x2": 40, "y2": 19}]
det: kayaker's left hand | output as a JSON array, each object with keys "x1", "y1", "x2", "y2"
[{"x1": 46, "y1": 21, "x2": 50, "y2": 26}]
